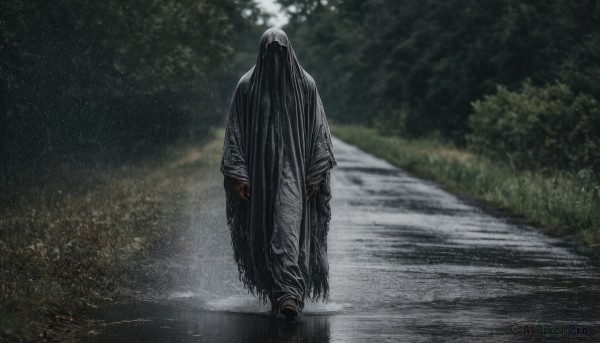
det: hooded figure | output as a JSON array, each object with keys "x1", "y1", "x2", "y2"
[{"x1": 220, "y1": 28, "x2": 336, "y2": 319}]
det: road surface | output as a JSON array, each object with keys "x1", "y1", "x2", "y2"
[{"x1": 82, "y1": 137, "x2": 600, "y2": 342}]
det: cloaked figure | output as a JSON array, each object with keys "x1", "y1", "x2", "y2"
[{"x1": 220, "y1": 28, "x2": 336, "y2": 320}]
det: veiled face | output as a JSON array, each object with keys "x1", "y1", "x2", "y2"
[
  {"x1": 264, "y1": 41, "x2": 287, "y2": 72},
  {"x1": 255, "y1": 28, "x2": 299, "y2": 99}
]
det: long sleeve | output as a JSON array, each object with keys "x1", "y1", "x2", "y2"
[
  {"x1": 221, "y1": 83, "x2": 249, "y2": 182},
  {"x1": 306, "y1": 92, "x2": 336, "y2": 185}
]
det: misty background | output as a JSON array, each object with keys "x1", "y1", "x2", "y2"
[{"x1": 2, "y1": 0, "x2": 599, "y2": 184}]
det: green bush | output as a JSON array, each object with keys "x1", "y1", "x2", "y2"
[
  {"x1": 373, "y1": 106, "x2": 408, "y2": 137},
  {"x1": 468, "y1": 80, "x2": 600, "y2": 176}
]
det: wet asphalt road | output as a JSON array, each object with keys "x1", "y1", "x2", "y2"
[{"x1": 82, "y1": 137, "x2": 600, "y2": 342}]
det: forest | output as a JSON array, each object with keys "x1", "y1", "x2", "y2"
[
  {"x1": 1, "y1": 0, "x2": 266, "y2": 183},
  {"x1": 280, "y1": 0, "x2": 600, "y2": 176},
  {"x1": 2, "y1": 0, "x2": 599, "y2": 178}
]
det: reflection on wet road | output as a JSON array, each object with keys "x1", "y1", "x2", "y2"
[{"x1": 83, "y1": 137, "x2": 600, "y2": 342}]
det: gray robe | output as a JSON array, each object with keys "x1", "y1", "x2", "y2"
[{"x1": 220, "y1": 28, "x2": 336, "y2": 309}]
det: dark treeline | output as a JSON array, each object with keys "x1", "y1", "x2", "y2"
[
  {"x1": 279, "y1": 0, "x2": 600, "y2": 175},
  {"x1": 0, "y1": 0, "x2": 267, "y2": 175},
  {"x1": 3, "y1": 0, "x2": 599, "y2": 178}
]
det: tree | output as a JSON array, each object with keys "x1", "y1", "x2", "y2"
[
  {"x1": 278, "y1": 0, "x2": 598, "y2": 143},
  {"x1": 0, "y1": 0, "x2": 263, "y2": 167}
]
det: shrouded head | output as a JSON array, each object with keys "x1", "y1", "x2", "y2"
[
  {"x1": 259, "y1": 28, "x2": 292, "y2": 58},
  {"x1": 253, "y1": 27, "x2": 304, "y2": 84}
]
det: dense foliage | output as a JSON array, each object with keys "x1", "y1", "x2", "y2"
[
  {"x1": 278, "y1": 0, "x2": 600, "y2": 174},
  {"x1": 4, "y1": 0, "x2": 598, "y2": 176},
  {"x1": 0, "y1": 0, "x2": 264, "y2": 169},
  {"x1": 469, "y1": 81, "x2": 600, "y2": 174}
]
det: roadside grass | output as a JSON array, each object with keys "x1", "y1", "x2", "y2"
[
  {"x1": 0, "y1": 130, "x2": 224, "y2": 341},
  {"x1": 331, "y1": 125, "x2": 600, "y2": 252}
]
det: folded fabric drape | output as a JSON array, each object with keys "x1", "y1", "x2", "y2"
[{"x1": 220, "y1": 28, "x2": 337, "y2": 309}]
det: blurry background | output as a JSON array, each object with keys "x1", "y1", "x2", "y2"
[
  {"x1": 2, "y1": 0, "x2": 599, "y2": 181},
  {"x1": 0, "y1": 0, "x2": 267, "y2": 184},
  {"x1": 281, "y1": 0, "x2": 600, "y2": 175}
]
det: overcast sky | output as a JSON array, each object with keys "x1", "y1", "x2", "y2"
[{"x1": 256, "y1": 0, "x2": 289, "y2": 27}]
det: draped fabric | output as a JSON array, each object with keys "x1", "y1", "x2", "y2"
[{"x1": 220, "y1": 28, "x2": 336, "y2": 309}]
